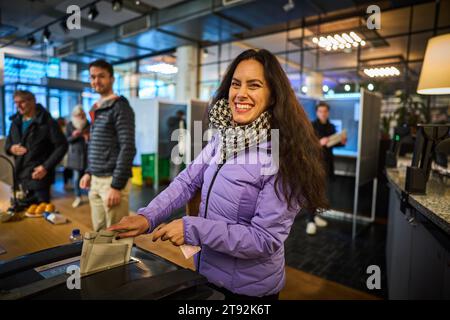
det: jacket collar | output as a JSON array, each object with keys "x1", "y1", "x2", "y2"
[
  {"x1": 10, "y1": 103, "x2": 49, "y2": 125},
  {"x1": 95, "y1": 95, "x2": 122, "y2": 111}
]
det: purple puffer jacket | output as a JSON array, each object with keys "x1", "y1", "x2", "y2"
[{"x1": 137, "y1": 134, "x2": 300, "y2": 297}]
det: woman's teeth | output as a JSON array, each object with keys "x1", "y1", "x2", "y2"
[{"x1": 236, "y1": 103, "x2": 252, "y2": 110}]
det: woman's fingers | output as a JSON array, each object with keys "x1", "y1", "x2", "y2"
[
  {"x1": 115, "y1": 230, "x2": 139, "y2": 239},
  {"x1": 152, "y1": 225, "x2": 167, "y2": 242}
]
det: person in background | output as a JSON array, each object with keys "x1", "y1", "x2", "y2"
[
  {"x1": 305, "y1": 101, "x2": 347, "y2": 235},
  {"x1": 5, "y1": 90, "x2": 68, "y2": 204},
  {"x1": 79, "y1": 59, "x2": 136, "y2": 232},
  {"x1": 108, "y1": 49, "x2": 328, "y2": 300},
  {"x1": 66, "y1": 105, "x2": 90, "y2": 208},
  {"x1": 57, "y1": 117, "x2": 73, "y2": 191},
  {"x1": 167, "y1": 110, "x2": 186, "y2": 180}
]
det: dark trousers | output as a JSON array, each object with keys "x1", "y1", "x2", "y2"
[
  {"x1": 211, "y1": 284, "x2": 279, "y2": 301},
  {"x1": 63, "y1": 168, "x2": 73, "y2": 184},
  {"x1": 28, "y1": 187, "x2": 51, "y2": 203}
]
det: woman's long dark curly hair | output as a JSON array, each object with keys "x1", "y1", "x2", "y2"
[{"x1": 211, "y1": 49, "x2": 328, "y2": 212}]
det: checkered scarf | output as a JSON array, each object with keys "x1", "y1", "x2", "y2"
[{"x1": 208, "y1": 98, "x2": 272, "y2": 162}]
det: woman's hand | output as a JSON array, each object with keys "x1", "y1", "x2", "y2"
[
  {"x1": 152, "y1": 219, "x2": 185, "y2": 246},
  {"x1": 108, "y1": 215, "x2": 150, "y2": 238}
]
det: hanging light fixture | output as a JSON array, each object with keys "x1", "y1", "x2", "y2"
[
  {"x1": 27, "y1": 35, "x2": 36, "y2": 46},
  {"x1": 363, "y1": 66, "x2": 400, "y2": 78},
  {"x1": 112, "y1": 0, "x2": 123, "y2": 12},
  {"x1": 312, "y1": 31, "x2": 366, "y2": 52},
  {"x1": 42, "y1": 27, "x2": 51, "y2": 43},
  {"x1": 60, "y1": 17, "x2": 69, "y2": 33},
  {"x1": 88, "y1": 5, "x2": 99, "y2": 21}
]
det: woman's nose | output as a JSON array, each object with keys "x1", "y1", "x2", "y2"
[{"x1": 237, "y1": 86, "x2": 248, "y2": 98}]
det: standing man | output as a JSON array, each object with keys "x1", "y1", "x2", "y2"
[
  {"x1": 306, "y1": 101, "x2": 346, "y2": 235},
  {"x1": 5, "y1": 90, "x2": 68, "y2": 204},
  {"x1": 79, "y1": 60, "x2": 136, "y2": 232}
]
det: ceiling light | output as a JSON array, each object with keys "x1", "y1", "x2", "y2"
[
  {"x1": 146, "y1": 63, "x2": 178, "y2": 74},
  {"x1": 26, "y1": 35, "x2": 36, "y2": 46},
  {"x1": 322, "y1": 85, "x2": 329, "y2": 93},
  {"x1": 135, "y1": 0, "x2": 141, "y2": 5},
  {"x1": 283, "y1": 0, "x2": 295, "y2": 12},
  {"x1": 112, "y1": 0, "x2": 123, "y2": 12},
  {"x1": 60, "y1": 18, "x2": 69, "y2": 33},
  {"x1": 342, "y1": 33, "x2": 354, "y2": 43},
  {"x1": 368, "y1": 83, "x2": 374, "y2": 91},
  {"x1": 344, "y1": 84, "x2": 351, "y2": 92},
  {"x1": 43, "y1": 27, "x2": 51, "y2": 43},
  {"x1": 301, "y1": 85, "x2": 308, "y2": 93},
  {"x1": 88, "y1": 5, "x2": 99, "y2": 21},
  {"x1": 313, "y1": 31, "x2": 365, "y2": 52},
  {"x1": 350, "y1": 32, "x2": 362, "y2": 42},
  {"x1": 363, "y1": 66, "x2": 401, "y2": 78},
  {"x1": 334, "y1": 34, "x2": 346, "y2": 44}
]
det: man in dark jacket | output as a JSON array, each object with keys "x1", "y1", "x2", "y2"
[
  {"x1": 79, "y1": 60, "x2": 136, "y2": 231},
  {"x1": 306, "y1": 101, "x2": 347, "y2": 235},
  {"x1": 5, "y1": 90, "x2": 68, "y2": 204}
]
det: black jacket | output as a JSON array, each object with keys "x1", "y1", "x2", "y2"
[
  {"x1": 312, "y1": 119, "x2": 336, "y2": 178},
  {"x1": 66, "y1": 121, "x2": 90, "y2": 171},
  {"x1": 5, "y1": 104, "x2": 68, "y2": 190},
  {"x1": 87, "y1": 96, "x2": 136, "y2": 190}
]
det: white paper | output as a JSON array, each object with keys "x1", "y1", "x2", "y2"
[
  {"x1": 326, "y1": 129, "x2": 347, "y2": 148},
  {"x1": 179, "y1": 244, "x2": 201, "y2": 259}
]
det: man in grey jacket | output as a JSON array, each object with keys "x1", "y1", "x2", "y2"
[{"x1": 80, "y1": 60, "x2": 136, "y2": 232}]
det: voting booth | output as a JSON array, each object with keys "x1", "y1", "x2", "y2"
[{"x1": 299, "y1": 89, "x2": 382, "y2": 238}]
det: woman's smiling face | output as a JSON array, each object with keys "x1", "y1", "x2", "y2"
[{"x1": 228, "y1": 59, "x2": 271, "y2": 125}]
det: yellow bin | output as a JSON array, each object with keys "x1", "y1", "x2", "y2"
[{"x1": 131, "y1": 166, "x2": 143, "y2": 186}]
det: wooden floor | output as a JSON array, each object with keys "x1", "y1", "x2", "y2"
[{"x1": 0, "y1": 184, "x2": 377, "y2": 300}]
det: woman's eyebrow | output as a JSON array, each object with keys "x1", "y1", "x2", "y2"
[{"x1": 247, "y1": 79, "x2": 264, "y2": 85}]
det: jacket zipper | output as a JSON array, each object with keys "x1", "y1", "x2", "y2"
[{"x1": 196, "y1": 162, "x2": 224, "y2": 272}]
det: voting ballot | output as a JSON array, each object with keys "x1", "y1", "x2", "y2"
[{"x1": 80, "y1": 230, "x2": 134, "y2": 275}]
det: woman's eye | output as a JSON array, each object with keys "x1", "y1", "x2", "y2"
[{"x1": 231, "y1": 82, "x2": 240, "y2": 87}]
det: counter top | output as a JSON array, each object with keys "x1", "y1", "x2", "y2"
[{"x1": 386, "y1": 167, "x2": 450, "y2": 235}]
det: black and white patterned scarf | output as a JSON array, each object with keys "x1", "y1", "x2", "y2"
[{"x1": 208, "y1": 98, "x2": 272, "y2": 162}]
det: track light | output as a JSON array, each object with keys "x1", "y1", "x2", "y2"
[
  {"x1": 283, "y1": 0, "x2": 294, "y2": 12},
  {"x1": 344, "y1": 84, "x2": 351, "y2": 92},
  {"x1": 88, "y1": 5, "x2": 99, "y2": 21},
  {"x1": 60, "y1": 18, "x2": 69, "y2": 33},
  {"x1": 27, "y1": 35, "x2": 36, "y2": 47},
  {"x1": 112, "y1": 0, "x2": 123, "y2": 12},
  {"x1": 43, "y1": 27, "x2": 51, "y2": 43}
]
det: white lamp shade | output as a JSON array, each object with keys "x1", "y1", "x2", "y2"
[{"x1": 417, "y1": 33, "x2": 450, "y2": 95}]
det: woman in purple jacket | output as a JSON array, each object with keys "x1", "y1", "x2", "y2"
[{"x1": 109, "y1": 49, "x2": 328, "y2": 299}]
